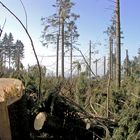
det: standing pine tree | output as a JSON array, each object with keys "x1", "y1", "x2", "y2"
[
  {"x1": 1, "y1": 33, "x2": 8, "y2": 67},
  {"x1": 12, "y1": 40, "x2": 24, "y2": 71},
  {"x1": 66, "y1": 20, "x2": 79, "y2": 79},
  {"x1": 6, "y1": 32, "x2": 14, "y2": 69},
  {"x1": 41, "y1": 0, "x2": 79, "y2": 78},
  {"x1": 41, "y1": 0, "x2": 61, "y2": 77}
]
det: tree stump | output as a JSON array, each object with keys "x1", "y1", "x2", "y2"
[{"x1": 0, "y1": 78, "x2": 24, "y2": 140}]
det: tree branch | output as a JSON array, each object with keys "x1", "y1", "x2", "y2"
[
  {"x1": 19, "y1": 0, "x2": 28, "y2": 30},
  {"x1": 0, "y1": 18, "x2": 6, "y2": 37}
]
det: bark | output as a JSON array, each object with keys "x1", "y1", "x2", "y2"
[
  {"x1": 116, "y1": 0, "x2": 121, "y2": 88},
  {"x1": 61, "y1": 19, "x2": 64, "y2": 78},
  {"x1": 70, "y1": 36, "x2": 73, "y2": 79},
  {"x1": 89, "y1": 40, "x2": 91, "y2": 79},
  {"x1": 125, "y1": 49, "x2": 129, "y2": 76},
  {"x1": 56, "y1": 34, "x2": 59, "y2": 78},
  {"x1": 109, "y1": 37, "x2": 113, "y2": 79},
  {"x1": 104, "y1": 56, "x2": 106, "y2": 76}
]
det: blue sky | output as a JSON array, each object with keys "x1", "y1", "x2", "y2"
[{"x1": 0, "y1": 0, "x2": 140, "y2": 74}]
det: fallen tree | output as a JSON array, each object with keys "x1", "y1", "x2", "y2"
[{"x1": 29, "y1": 89, "x2": 117, "y2": 140}]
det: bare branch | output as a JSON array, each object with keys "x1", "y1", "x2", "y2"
[
  {"x1": 0, "y1": 18, "x2": 6, "y2": 37},
  {"x1": 130, "y1": 92, "x2": 140, "y2": 99},
  {"x1": 19, "y1": 0, "x2": 28, "y2": 30}
]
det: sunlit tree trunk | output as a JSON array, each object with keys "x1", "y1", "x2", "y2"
[
  {"x1": 56, "y1": 7, "x2": 61, "y2": 78},
  {"x1": 61, "y1": 18, "x2": 64, "y2": 78},
  {"x1": 70, "y1": 36, "x2": 73, "y2": 79},
  {"x1": 125, "y1": 49, "x2": 129, "y2": 76},
  {"x1": 56, "y1": 34, "x2": 59, "y2": 78},
  {"x1": 116, "y1": 0, "x2": 121, "y2": 88},
  {"x1": 104, "y1": 56, "x2": 106, "y2": 76},
  {"x1": 109, "y1": 36, "x2": 113, "y2": 79},
  {"x1": 88, "y1": 41, "x2": 92, "y2": 96}
]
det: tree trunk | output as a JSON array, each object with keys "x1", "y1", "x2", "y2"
[
  {"x1": 114, "y1": 46, "x2": 116, "y2": 80},
  {"x1": 95, "y1": 59, "x2": 98, "y2": 76},
  {"x1": 61, "y1": 19, "x2": 64, "y2": 78},
  {"x1": 109, "y1": 37, "x2": 113, "y2": 79},
  {"x1": 17, "y1": 46, "x2": 20, "y2": 73},
  {"x1": 9, "y1": 50, "x2": 11, "y2": 69},
  {"x1": 111, "y1": 40, "x2": 113, "y2": 79},
  {"x1": 116, "y1": 0, "x2": 121, "y2": 88},
  {"x1": 56, "y1": 34, "x2": 59, "y2": 78},
  {"x1": 104, "y1": 56, "x2": 106, "y2": 76},
  {"x1": 70, "y1": 36, "x2": 73, "y2": 79},
  {"x1": 89, "y1": 40, "x2": 91, "y2": 80},
  {"x1": 125, "y1": 49, "x2": 129, "y2": 76},
  {"x1": 0, "y1": 51, "x2": 3, "y2": 73}
]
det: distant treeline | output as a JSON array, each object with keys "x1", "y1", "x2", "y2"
[{"x1": 0, "y1": 32, "x2": 24, "y2": 73}]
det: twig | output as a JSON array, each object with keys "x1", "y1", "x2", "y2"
[
  {"x1": 117, "y1": 99, "x2": 130, "y2": 109},
  {"x1": 95, "y1": 102, "x2": 117, "y2": 118},
  {"x1": 130, "y1": 92, "x2": 140, "y2": 99},
  {"x1": 96, "y1": 124, "x2": 110, "y2": 139},
  {"x1": 89, "y1": 96, "x2": 99, "y2": 117},
  {"x1": 0, "y1": 1, "x2": 42, "y2": 100},
  {"x1": 106, "y1": 74, "x2": 111, "y2": 118}
]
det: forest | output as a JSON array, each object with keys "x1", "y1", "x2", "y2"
[{"x1": 0, "y1": 0, "x2": 140, "y2": 140}]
